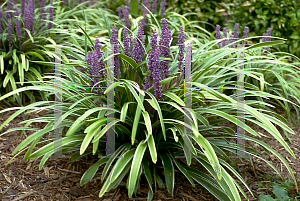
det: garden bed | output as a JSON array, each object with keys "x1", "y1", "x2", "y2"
[{"x1": 1, "y1": 109, "x2": 299, "y2": 201}]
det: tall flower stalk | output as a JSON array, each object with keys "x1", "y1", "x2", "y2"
[
  {"x1": 161, "y1": 0, "x2": 166, "y2": 17},
  {"x1": 110, "y1": 25, "x2": 121, "y2": 77},
  {"x1": 242, "y1": 26, "x2": 249, "y2": 46},
  {"x1": 123, "y1": 28, "x2": 130, "y2": 57},
  {"x1": 159, "y1": 18, "x2": 171, "y2": 90},
  {"x1": 7, "y1": 19, "x2": 12, "y2": 50},
  {"x1": 145, "y1": 28, "x2": 158, "y2": 90},
  {"x1": 48, "y1": 0, "x2": 54, "y2": 29},
  {"x1": 131, "y1": 22, "x2": 145, "y2": 65},
  {"x1": 15, "y1": 8, "x2": 22, "y2": 51}
]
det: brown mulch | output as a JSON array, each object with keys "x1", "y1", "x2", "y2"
[{"x1": 0, "y1": 108, "x2": 300, "y2": 201}]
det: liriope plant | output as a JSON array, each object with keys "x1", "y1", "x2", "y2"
[
  {"x1": 0, "y1": 17, "x2": 298, "y2": 201},
  {"x1": 213, "y1": 23, "x2": 300, "y2": 132}
]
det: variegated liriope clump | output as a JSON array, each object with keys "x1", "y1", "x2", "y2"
[{"x1": 0, "y1": 17, "x2": 298, "y2": 201}]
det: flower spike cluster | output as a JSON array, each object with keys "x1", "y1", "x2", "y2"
[
  {"x1": 161, "y1": 0, "x2": 167, "y2": 17},
  {"x1": 145, "y1": 28, "x2": 158, "y2": 90},
  {"x1": 262, "y1": 28, "x2": 271, "y2": 51},
  {"x1": 48, "y1": 0, "x2": 54, "y2": 29},
  {"x1": 123, "y1": 28, "x2": 130, "y2": 57},
  {"x1": 215, "y1": 24, "x2": 222, "y2": 47},
  {"x1": 222, "y1": 27, "x2": 228, "y2": 47},
  {"x1": 86, "y1": 37, "x2": 105, "y2": 95},
  {"x1": 152, "y1": 0, "x2": 157, "y2": 13},
  {"x1": 159, "y1": 18, "x2": 171, "y2": 80},
  {"x1": 242, "y1": 26, "x2": 249, "y2": 46},
  {"x1": 132, "y1": 22, "x2": 145, "y2": 64},
  {"x1": 110, "y1": 25, "x2": 121, "y2": 77},
  {"x1": 15, "y1": 8, "x2": 22, "y2": 46}
]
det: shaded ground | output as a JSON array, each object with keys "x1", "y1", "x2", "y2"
[{"x1": 0, "y1": 109, "x2": 299, "y2": 201}]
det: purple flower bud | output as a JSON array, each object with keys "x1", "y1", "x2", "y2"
[
  {"x1": 125, "y1": 0, "x2": 130, "y2": 7},
  {"x1": 15, "y1": 8, "x2": 22, "y2": 45},
  {"x1": 215, "y1": 24, "x2": 221, "y2": 47},
  {"x1": 6, "y1": 0, "x2": 14, "y2": 19},
  {"x1": 142, "y1": 0, "x2": 150, "y2": 24},
  {"x1": 118, "y1": 7, "x2": 123, "y2": 21},
  {"x1": 222, "y1": 27, "x2": 228, "y2": 47},
  {"x1": 7, "y1": 19, "x2": 12, "y2": 50},
  {"x1": 48, "y1": 0, "x2": 54, "y2": 29},
  {"x1": 122, "y1": 5, "x2": 130, "y2": 28},
  {"x1": 147, "y1": 28, "x2": 158, "y2": 86},
  {"x1": 41, "y1": 0, "x2": 46, "y2": 23},
  {"x1": 137, "y1": 0, "x2": 140, "y2": 14},
  {"x1": 161, "y1": 0, "x2": 167, "y2": 17},
  {"x1": 132, "y1": 22, "x2": 145, "y2": 64},
  {"x1": 21, "y1": 0, "x2": 25, "y2": 17},
  {"x1": 177, "y1": 26, "x2": 185, "y2": 72},
  {"x1": 159, "y1": 18, "x2": 171, "y2": 79},
  {"x1": 152, "y1": 0, "x2": 157, "y2": 13},
  {"x1": 242, "y1": 26, "x2": 249, "y2": 46},
  {"x1": 143, "y1": 75, "x2": 149, "y2": 90},
  {"x1": 24, "y1": 0, "x2": 35, "y2": 34},
  {"x1": 233, "y1": 23, "x2": 239, "y2": 46},
  {"x1": 262, "y1": 28, "x2": 271, "y2": 51},
  {"x1": 110, "y1": 25, "x2": 121, "y2": 77},
  {"x1": 123, "y1": 28, "x2": 130, "y2": 57}
]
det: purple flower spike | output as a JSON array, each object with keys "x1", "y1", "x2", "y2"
[
  {"x1": 142, "y1": 0, "x2": 150, "y2": 24},
  {"x1": 147, "y1": 28, "x2": 158, "y2": 86},
  {"x1": 143, "y1": 76, "x2": 149, "y2": 91},
  {"x1": 110, "y1": 25, "x2": 121, "y2": 77},
  {"x1": 222, "y1": 27, "x2": 228, "y2": 47},
  {"x1": 177, "y1": 26, "x2": 185, "y2": 73},
  {"x1": 21, "y1": 0, "x2": 25, "y2": 17},
  {"x1": 262, "y1": 28, "x2": 271, "y2": 51},
  {"x1": 41, "y1": 0, "x2": 46, "y2": 27},
  {"x1": 159, "y1": 18, "x2": 171, "y2": 80},
  {"x1": 161, "y1": 0, "x2": 167, "y2": 17},
  {"x1": 122, "y1": 5, "x2": 130, "y2": 28},
  {"x1": 153, "y1": 47, "x2": 162, "y2": 100},
  {"x1": 125, "y1": 0, "x2": 130, "y2": 7},
  {"x1": 123, "y1": 28, "x2": 130, "y2": 57},
  {"x1": 233, "y1": 23, "x2": 239, "y2": 46},
  {"x1": 215, "y1": 24, "x2": 221, "y2": 47},
  {"x1": 15, "y1": 8, "x2": 22, "y2": 46},
  {"x1": 242, "y1": 26, "x2": 249, "y2": 46},
  {"x1": 152, "y1": 0, "x2": 157, "y2": 13},
  {"x1": 7, "y1": 19, "x2": 12, "y2": 50},
  {"x1": 132, "y1": 22, "x2": 145, "y2": 64},
  {"x1": 48, "y1": 0, "x2": 54, "y2": 29},
  {"x1": 6, "y1": 0, "x2": 14, "y2": 19},
  {"x1": 118, "y1": 7, "x2": 123, "y2": 21}
]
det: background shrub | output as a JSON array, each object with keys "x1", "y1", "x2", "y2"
[{"x1": 227, "y1": 0, "x2": 300, "y2": 57}]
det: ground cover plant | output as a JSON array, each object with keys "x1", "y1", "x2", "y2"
[
  {"x1": 0, "y1": 0, "x2": 300, "y2": 201},
  {"x1": 1, "y1": 10, "x2": 300, "y2": 200}
]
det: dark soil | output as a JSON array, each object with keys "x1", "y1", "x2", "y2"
[{"x1": 0, "y1": 109, "x2": 299, "y2": 201}]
